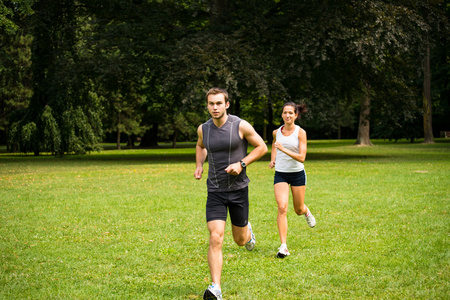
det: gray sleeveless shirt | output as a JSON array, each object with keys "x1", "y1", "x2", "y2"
[{"x1": 202, "y1": 114, "x2": 250, "y2": 192}]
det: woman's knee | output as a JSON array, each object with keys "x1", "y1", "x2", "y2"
[
  {"x1": 277, "y1": 204, "x2": 288, "y2": 215},
  {"x1": 294, "y1": 205, "x2": 307, "y2": 216}
]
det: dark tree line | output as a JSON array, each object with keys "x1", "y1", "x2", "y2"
[{"x1": 0, "y1": 0, "x2": 448, "y2": 155}]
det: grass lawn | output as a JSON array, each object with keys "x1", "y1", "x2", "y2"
[{"x1": 0, "y1": 139, "x2": 449, "y2": 299}]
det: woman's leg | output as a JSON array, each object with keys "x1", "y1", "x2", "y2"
[
  {"x1": 274, "y1": 182, "x2": 290, "y2": 244},
  {"x1": 292, "y1": 185, "x2": 316, "y2": 227},
  {"x1": 291, "y1": 185, "x2": 307, "y2": 216}
]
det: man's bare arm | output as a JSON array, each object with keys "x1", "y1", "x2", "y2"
[
  {"x1": 225, "y1": 120, "x2": 268, "y2": 175},
  {"x1": 194, "y1": 125, "x2": 207, "y2": 180}
]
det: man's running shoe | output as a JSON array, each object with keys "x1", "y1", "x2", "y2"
[
  {"x1": 277, "y1": 244, "x2": 290, "y2": 258},
  {"x1": 245, "y1": 222, "x2": 256, "y2": 251},
  {"x1": 203, "y1": 283, "x2": 222, "y2": 300}
]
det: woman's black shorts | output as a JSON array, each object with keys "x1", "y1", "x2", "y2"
[{"x1": 274, "y1": 170, "x2": 307, "y2": 186}]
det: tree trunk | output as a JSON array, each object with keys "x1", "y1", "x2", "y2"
[
  {"x1": 127, "y1": 134, "x2": 134, "y2": 149},
  {"x1": 267, "y1": 95, "x2": 274, "y2": 144},
  {"x1": 172, "y1": 130, "x2": 178, "y2": 149},
  {"x1": 337, "y1": 108, "x2": 341, "y2": 140},
  {"x1": 423, "y1": 41, "x2": 434, "y2": 144},
  {"x1": 233, "y1": 97, "x2": 240, "y2": 116},
  {"x1": 355, "y1": 83, "x2": 373, "y2": 146},
  {"x1": 210, "y1": 0, "x2": 230, "y2": 32},
  {"x1": 116, "y1": 131, "x2": 121, "y2": 150},
  {"x1": 139, "y1": 123, "x2": 159, "y2": 148},
  {"x1": 116, "y1": 113, "x2": 121, "y2": 150}
]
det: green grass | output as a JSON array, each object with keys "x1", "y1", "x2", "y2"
[{"x1": 1, "y1": 139, "x2": 449, "y2": 299}]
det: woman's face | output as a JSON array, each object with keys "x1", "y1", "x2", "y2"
[{"x1": 282, "y1": 105, "x2": 297, "y2": 124}]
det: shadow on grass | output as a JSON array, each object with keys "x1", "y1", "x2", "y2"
[
  {"x1": 2, "y1": 138, "x2": 447, "y2": 164},
  {"x1": 0, "y1": 151, "x2": 389, "y2": 165},
  {"x1": 306, "y1": 152, "x2": 388, "y2": 161},
  {"x1": 0, "y1": 153, "x2": 195, "y2": 165}
]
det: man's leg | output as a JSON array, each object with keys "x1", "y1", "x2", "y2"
[
  {"x1": 207, "y1": 220, "x2": 226, "y2": 289},
  {"x1": 231, "y1": 224, "x2": 251, "y2": 246},
  {"x1": 228, "y1": 187, "x2": 254, "y2": 249}
]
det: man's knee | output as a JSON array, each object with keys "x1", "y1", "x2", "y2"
[
  {"x1": 234, "y1": 236, "x2": 247, "y2": 246},
  {"x1": 232, "y1": 226, "x2": 249, "y2": 246},
  {"x1": 209, "y1": 231, "x2": 224, "y2": 247}
]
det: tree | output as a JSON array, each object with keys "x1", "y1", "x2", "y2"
[
  {"x1": 423, "y1": 39, "x2": 434, "y2": 143},
  {"x1": 8, "y1": 0, "x2": 103, "y2": 155},
  {"x1": 264, "y1": 0, "x2": 447, "y2": 145},
  {"x1": 0, "y1": 0, "x2": 34, "y2": 35},
  {"x1": 160, "y1": 0, "x2": 288, "y2": 144},
  {"x1": 83, "y1": 0, "x2": 202, "y2": 148},
  {"x1": 415, "y1": 0, "x2": 449, "y2": 143},
  {"x1": 430, "y1": 24, "x2": 450, "y2": 138},
  {"x1": 0, "y1": 33, "x2": 32, "y2": 147},
  {"x1": 0, "y1": 0, "x2": 34, "y2": 146},
  {"x1": 4, "y1": 0, "x2": 448, "y2": 151}
]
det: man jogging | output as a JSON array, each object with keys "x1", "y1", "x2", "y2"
[{"x1": 194, "y1": 87, "x2": 267, "y2": 300}]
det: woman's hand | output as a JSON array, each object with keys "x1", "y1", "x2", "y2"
[
  {"x1": 269, "y1": 161, "x2": 276, "y2": 169},
  {"x1": 274, "y1": 141, "x2": 285, "y2": 152}
]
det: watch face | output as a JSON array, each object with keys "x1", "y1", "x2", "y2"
[{"x1": 241, "y1": 161, "x2": 246, "y2": 167}]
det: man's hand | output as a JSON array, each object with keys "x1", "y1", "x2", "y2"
[
  {"x1": 194, "y1": 167, "x2": 204, "y2": 180},
  {"x1": 224, "y1": 162, "x2": 243, "y2": 176}
]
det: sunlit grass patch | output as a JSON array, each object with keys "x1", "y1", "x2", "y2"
[{"x1": 0, "y1": 139, "x2": 449, "y2": 299}]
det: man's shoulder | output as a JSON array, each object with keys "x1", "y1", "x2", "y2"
[
  {"x1": 202, "y1": 118, "x2": 214, "y2": 126},
  {"x1": 227, "y1": 114, "x2": 242, "y2": 123}
]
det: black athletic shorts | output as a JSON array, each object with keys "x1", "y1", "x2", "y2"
[
  {"x1": 274, "y1": 170, "x2": 307, "y2": 186},
  {"x1": 206, "y1": 187, "x2": 249, "y2": 227}
]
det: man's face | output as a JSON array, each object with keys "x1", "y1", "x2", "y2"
[{"x1": 207, "y1": 93, "x2": 229, "y2": 120}]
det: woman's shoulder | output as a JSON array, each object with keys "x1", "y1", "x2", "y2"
[
  {"x1": 297, "y1": 126, "x2": 306, "y2": 138},
  {"x1": 273, "y1": 126, "x2": 283, "y2": 134}
]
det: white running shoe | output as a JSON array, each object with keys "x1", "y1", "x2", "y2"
[
  {"x1": 245, "y1": 222, "x2": 256, "y2": 251},
  {"x1": 277, "y1": 244, "x2": 290, "y2": 258},
  {"x1": 203, "y1": 283, "x2": 222, "y2": 300},
  {"x1": 305, "y1": 211, "x2": 316, "y2": 228}
]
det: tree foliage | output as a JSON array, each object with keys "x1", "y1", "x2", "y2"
[
  {"x1": 8, "y1": 0, "x2": 103, "y2": 155},
  {"x1": 2, "y1": 0, "x2": 449, "y2": 153}
]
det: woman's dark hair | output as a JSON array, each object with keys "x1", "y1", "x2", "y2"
[{"x1": 282, "y1": 102, "x2": 307, "y2": 119}]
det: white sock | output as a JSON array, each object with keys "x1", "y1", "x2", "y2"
[{"x1": 304, "y1": 205, "x2": 311, "y2": 217}]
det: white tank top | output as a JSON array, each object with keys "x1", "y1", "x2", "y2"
[{"x1": 275, "y1": 125, "x2": 305, "y2": 172}]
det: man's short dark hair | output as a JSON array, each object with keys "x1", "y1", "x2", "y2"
[{"x1": 206, "y1": 87, "x2": 229, "y2": 103}]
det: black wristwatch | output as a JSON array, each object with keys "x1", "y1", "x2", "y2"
[{"x1": 240, "y1": 160, "x2": 247, "y2": 168}]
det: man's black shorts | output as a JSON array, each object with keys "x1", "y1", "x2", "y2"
[{"x1": 206, "y1": 187, "x2": 249, "y2": 227}]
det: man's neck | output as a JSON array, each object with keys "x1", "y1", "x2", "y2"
[{"x1": 213, "y1": 113, "x2": 229, "y2": 128}]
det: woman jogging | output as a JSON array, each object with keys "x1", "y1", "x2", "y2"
[{"x1": 269, "y1": 102, "x2": 316, "y2": 258}]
